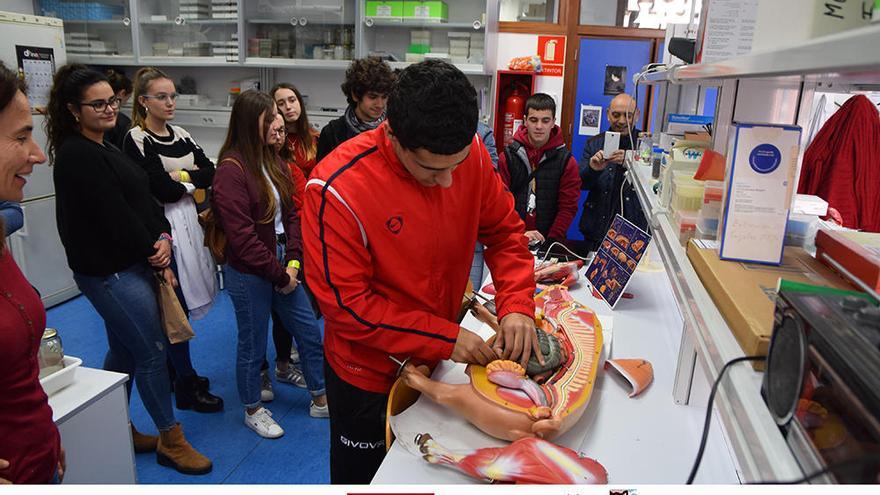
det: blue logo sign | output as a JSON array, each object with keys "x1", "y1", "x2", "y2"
[{"x1": 749, "y1": 143, "x2": 781, "y2": 174}]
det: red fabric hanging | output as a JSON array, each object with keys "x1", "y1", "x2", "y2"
[{"x1": 798, "y1": 95, "x2": 880, "y2": 232}]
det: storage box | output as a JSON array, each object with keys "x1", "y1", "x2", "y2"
[
  {"x1": 815, "y1": 229, "x2": 880, "y2": 292},
  {"x1": 365, "y1": 1, "x2": 403, "y2": 19},
  {"x1": 405, "y1": 1, "x2": 448, "y2": 22},
  {"x1": 687, "y1": 242, "x2": 851, "y2": 369},
  {"x1": 675, "y1": 210, "x2": 699, "y2": 245},
  {"x1": 718, "y1": 123, "x2": 802, "y2": 265}
]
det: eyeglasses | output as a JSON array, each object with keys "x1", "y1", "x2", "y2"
[
  {"x1": 80, "y1": 97, "x2": 121, "y2": 113},
  {"x1": 142, "y1": 93, "x2": 180, "y2": 103},
  {"x1": 272, "y1": 127, "x2": 286, "y2": 136}
]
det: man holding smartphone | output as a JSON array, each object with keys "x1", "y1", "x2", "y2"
[{"x1": 576, "y1": 93, "x2": 648, "y2": 254}]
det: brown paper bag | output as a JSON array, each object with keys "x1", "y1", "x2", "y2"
[{"x1": 154, "y1": 272, "x2": 195, "y2": 344}]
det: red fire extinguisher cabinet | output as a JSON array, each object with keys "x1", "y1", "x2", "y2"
[{"x1": 494, "y1": 70, "x2": 537, "y2": 149}]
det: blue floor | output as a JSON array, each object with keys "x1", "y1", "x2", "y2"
[{"x1": 46, "y1": 289, "x2": 330, "y2": 484}]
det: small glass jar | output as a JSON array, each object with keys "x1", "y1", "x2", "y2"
[{"x1": 38, "y1": 328, "x2": 65, "y2": 379}]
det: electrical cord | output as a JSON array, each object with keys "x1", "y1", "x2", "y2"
[
  {"x1": 537, "y1": 241, "x2": 590, "y2": 265},
  {"x1": 686, "y1": 355, "x2": 766, "y2": 484},
  {"x1": 688, "y1": 354, "x2": 880, "y2": 485}
]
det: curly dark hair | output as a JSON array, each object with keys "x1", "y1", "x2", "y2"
[
  {"x1": 387, "y1": 60, "x2": 477, "y2": 154},
  {"x1": 340, "y1": 57, "x2": 395, "y2": 106}
]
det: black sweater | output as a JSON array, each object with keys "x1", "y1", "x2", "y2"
[{"x1": 53, "y1": 133, "x2": 171, "y2": 277}]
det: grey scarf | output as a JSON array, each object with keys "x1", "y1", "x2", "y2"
[{"x1": 344, "y1": 104, "x2": 385, "y2": 135}]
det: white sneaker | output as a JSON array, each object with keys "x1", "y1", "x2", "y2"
[
  {"x1": 309, "y1": 401, "x2": 329, "y2": 418},
  {"x1": 245, "y1": 407, "x2": 284, "y2": 439},
  {"x1": 276, "y1": 366, "x2": 307, "y2": 389},
  {"x1": 260, "y1": 370, "x2": 274, "y2": 402}
]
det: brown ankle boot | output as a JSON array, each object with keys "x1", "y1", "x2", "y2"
[
  {"x1": 156, "y1": 423, "x2": 212, "y2": 475},
  {"x1": 131, "y1": 425, "x2": 158, "y2": 453}
]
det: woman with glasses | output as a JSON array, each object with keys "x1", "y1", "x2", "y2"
[
  {"x1": 123, "y1": 67, "x2": 222, "y2": 414},
  {"x1": 48, "y1": 64, "x2": 211, "y2": 475},
  {"x1": 212, "y1": 91, "x2": 327, "y2": 439}
]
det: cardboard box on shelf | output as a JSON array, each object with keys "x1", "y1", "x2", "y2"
[{"x1": 687, "y1": 242, "x2": 851, "y2": 369}]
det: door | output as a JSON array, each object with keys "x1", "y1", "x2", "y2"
[{"x1": 567, "y1": 37, "x2": 653, "y2": 242}]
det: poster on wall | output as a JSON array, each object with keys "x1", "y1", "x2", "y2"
[
  {"x1": 586, "y1": 214, "x2": 651, "y2": 308},
  {"x1": 603, "y1": 65, "x2": 627, "y2": 96},
  {"x1": 15, "y1": 45, "x2": 55, "y2": 110},
  {"x1": 579, "y1": 104, "x2": 602, "y2": 136}
]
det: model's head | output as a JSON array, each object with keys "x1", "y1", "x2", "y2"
[
  {"x1": 387, "y1": 60, "x2": 477, "y2": 188},
  {"x1": 46, "y1": 64, "x2": 114, "y2": 159},
  {"x1": 0, "y1": 61, "x2": 46, "y2": 208},
  {"x1": 341, "y1": 57, "x2": 395, "y2": 121},
  {"x1": 133, "y1": 67, "x2": 176, "y2": 129},
  {"x1": 608, "y1": 93, "x2": 638, "y2": 135},
  {"x1": 523, "y1": 93, "x2": 556, "y2": 149}
]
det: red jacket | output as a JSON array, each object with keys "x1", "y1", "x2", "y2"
[
  {"x1": 302, "y1": 124, "x2": 536, "y2": 394},
  {"x1": 212, "y1": 151, "x2": 301, "y2": 288},
  {"x1": 497, "y1": 125, "x2": 581, "y2": 240},
  {"x1": 798, "y1": 95, "x2": 880, "y2": 232}
]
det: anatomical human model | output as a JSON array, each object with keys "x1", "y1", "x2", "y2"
[
  {"x1": 414, "y1": 433, "x2": 608, "y2": 484},
  {"x1": 403, "y1": 284, "x2": 603, "y2": 442}
]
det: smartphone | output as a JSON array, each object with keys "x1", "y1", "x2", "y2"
[{"x1": 603, "y1": 131, "x2": 621, "y2": 158}]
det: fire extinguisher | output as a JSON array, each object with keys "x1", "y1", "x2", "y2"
[{"x1": 502, "y1": 83, "x2": 528, "y2": 147}]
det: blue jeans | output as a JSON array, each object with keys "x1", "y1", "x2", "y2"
[
  {"x1": 73, "y1": 263, "x2": 176, "y2": 430},
  {"x1": 225, "y1": 245, "x2": 326, "y2": 408},
  {"x1": 469, "y1": 243, "x2": 485, "y2": 289}
]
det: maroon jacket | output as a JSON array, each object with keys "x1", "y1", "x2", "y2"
[
  {"x1": 212, "y1": 150, "x2": 302, "y2": 287},
  {"x1": 0, "y1": 251, "x2": 60, "y2": 483}
]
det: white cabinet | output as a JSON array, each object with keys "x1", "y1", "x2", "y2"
[{"x1": 8, "y1": 196, "x2": 80, "y2": 308}]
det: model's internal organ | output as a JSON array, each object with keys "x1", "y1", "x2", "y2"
[
  {"x1": 604, "y1": 359, "x2": 654, "y2": 398},
  {"x1": 404, "y1": 285, "x2": 602, "y2": 442},
  {"x1": 415, "y1": 433, "x2": 608, "y2": 484},
  {"x1": 482, "y1": 260, "x2": 584, "y2": 295}
]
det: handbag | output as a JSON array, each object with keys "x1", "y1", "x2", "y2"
[
  {"x1": 198, "y1": 157, "x2": 243, "y2": 265},
  {"x1": 154, "y1": 272, "x2": 195, "y2": 344}
]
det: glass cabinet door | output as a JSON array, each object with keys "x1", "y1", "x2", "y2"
[
  {"x1": 137, "y1": 0, "x2": 240, "y2": 62},
  {"x1": 361, "y1": 1, "x2": 488, "y2": 74},
  {"x1": 499, "y1": 0, "x2": 558, "y2": 23},
  {"x1": 243, "y1": 0, "x2": 356, "y2": 67},
  {"x1": 37, "y1": 0, "x2": 135, "y2": 62}
]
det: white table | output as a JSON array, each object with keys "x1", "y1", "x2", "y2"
[
  {"x1": 373, "y1": 250, "x2": 741, "y2": 484},
  {"x1": 49, "y1": 367, "x2": 136, "y2": 484}
]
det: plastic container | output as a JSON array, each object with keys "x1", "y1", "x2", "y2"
[
  {"x1": 697, "y1": 210, "x2": 719, "y2": 233},
  {"x1": 671, "y1": 175, "x2": 704, "y2": 212},
  {"x1": 39, "y1": 356, "x2": 81, "y2": 397},
  {"x1": 674, "y1": 210, "x2": 699, "y2": 245},
  {"x1": 696, "y1": 223, "x2": 716, "y2": 241}
]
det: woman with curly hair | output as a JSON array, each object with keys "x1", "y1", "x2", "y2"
[{"x1": 315, "y1": 57, "x2": 395, "y2": 163}]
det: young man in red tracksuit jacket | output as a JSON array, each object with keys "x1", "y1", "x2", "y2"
[{"x1": 302, "y1": 60, "x2": 540, "y2": 484}]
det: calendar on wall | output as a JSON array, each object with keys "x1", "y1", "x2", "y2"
[{"x1": 16, "y1": 45, "x2": 56, "y2": 110}]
